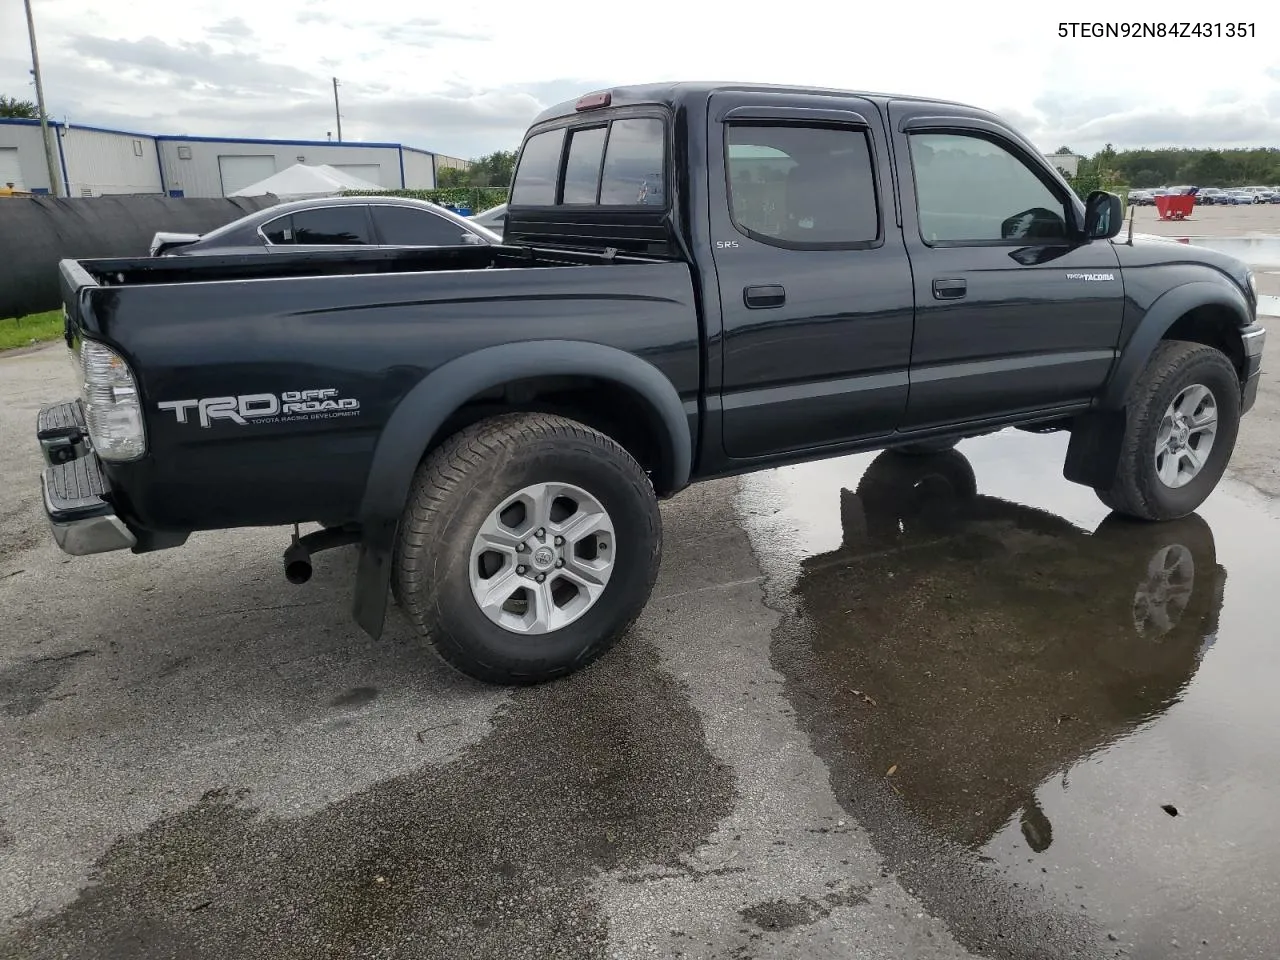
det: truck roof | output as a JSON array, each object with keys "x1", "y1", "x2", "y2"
[{"x1": 531, "y1": 80, "x2": 979, "y2": 127}]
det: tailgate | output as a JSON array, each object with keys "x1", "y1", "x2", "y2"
[{"x1": 57, "y1": 258, "x2": 99, "y2": 351}]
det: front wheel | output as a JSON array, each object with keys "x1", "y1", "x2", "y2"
[
  {"x1": 393, "y1": 412, "x2": 662, "y2": 685},
  {"x1": 1095, "y1": 340, "x2": 1241, "y2": 521}
]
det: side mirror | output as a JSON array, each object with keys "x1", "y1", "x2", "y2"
[
  {"x1": 1083, "y1": 190, "x2": 1124, "y2": 240},
  {"x1": 460, "y1": 232, "x2": 487, "y2": 245}
]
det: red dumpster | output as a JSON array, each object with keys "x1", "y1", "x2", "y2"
[{"x1": 1154, "y1": 194, "x2": 1195, "y2": 221}]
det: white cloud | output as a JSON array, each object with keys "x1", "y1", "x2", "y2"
[{"x1": 2, "y1": 0, "x2": 1278, "y2": 159}]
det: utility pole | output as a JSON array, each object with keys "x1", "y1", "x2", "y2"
[
  {"x1": 23, "y1": 0, "x2": 61, "y2": 196},
  {"x1": 332, "y1": 78, "x2": 343, "y2": 142}
]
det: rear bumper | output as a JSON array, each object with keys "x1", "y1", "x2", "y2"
[{"x1": 37, "y1": 400, "x2": 136, "y2": 556}]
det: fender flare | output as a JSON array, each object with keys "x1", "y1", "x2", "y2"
[
  {"x1": 1100, "y1": 279, "x2": 1251, "y2": 409},
  {"x1": 1065, "y1": 279, "x2": 1251, "y2": 491},
  {"x1": 350, "y1": 339, "x2": 693, "y2": 638}
]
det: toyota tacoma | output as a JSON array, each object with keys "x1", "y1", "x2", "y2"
[{"x1": 36, "y1": 81, "x2": 1266, "y2": 684}]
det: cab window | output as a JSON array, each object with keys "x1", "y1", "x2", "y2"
[
  {"x1": 562, "y1": 126, "x2": 607, "y2": 204},
  {"x1": 511, "y1": 129, "x2": 565, "y2": 205},
  {"x1": 908, "y1": 133, "x2": 1069, "y2": 244},
  {"x1": 725, "y1": 122, "x2": 880, "y2": 246}
]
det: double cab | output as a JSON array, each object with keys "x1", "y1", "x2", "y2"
[{"x1": 38, "y1": 81, "x2": 1265, "y2": 684}]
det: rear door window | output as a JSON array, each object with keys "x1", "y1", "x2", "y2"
[
  {"x1": 371, "y1": 205, "x2": 472, "y2": 245},
  {"x1": 726, "y1": 123, "x2": 880, "y2": 246},
  {"x1": 511, "y1": 128, "x2": 566, "y2": 205},
  {"x1": 600, "y1": 118, "x2": 665, "y2": 206},
  {"x1": 289, "y1": 206, "x2": 373, "y2": 245},
  {"x1": 261, "y1": 215, "x2": 294, "y2": 244},
  {"x1": 561, "y1": 126, "x2": 608, "y2": 204}
]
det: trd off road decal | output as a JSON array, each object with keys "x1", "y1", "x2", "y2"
[{"x1": 158, "y1": 388, "x2": 361, "y2": 428}]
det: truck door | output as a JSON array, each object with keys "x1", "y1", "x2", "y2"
[
  {"x1": 708, "y1": 92, "x2": 915, "y2": 460},
  {"x1": 887, "y1": 102, "x2": 1125, "y2": 428}
]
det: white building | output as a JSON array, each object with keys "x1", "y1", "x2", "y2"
[{"x1": 0, "y1": 117, "x2": 467, "y2": 198}]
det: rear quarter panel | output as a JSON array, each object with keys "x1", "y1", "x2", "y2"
[{"x1": 83, "y1": 261, "x2": 700, "y2": 533}]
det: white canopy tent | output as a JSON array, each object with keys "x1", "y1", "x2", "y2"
[{"x1": 228, "y1": 163, "x2": 383, "y2": 201}]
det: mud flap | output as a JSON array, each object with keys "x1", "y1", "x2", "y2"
[
  {"x1": 351, "y1": 518, "x2": 399, "y2": 640},
  {"x1": 1062, "y1": 409, "x2": 1127, "y2": 490}
]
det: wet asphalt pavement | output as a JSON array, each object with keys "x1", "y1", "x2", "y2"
[
  {"x1": 741, "y1": 431, "x2": 1280, "y2": 959},
  {"x1": 3, "y1": 331, "x2": 1280, "y2": 958}
]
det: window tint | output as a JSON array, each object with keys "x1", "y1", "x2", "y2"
[
  {"x1": 261, "y1": 215, "x2": 293, "y2": 244},
  {"x1": 289, "y1": 206, "x2": 372, "y2": 245},
  {"x1": 562, "y1": 126, "x2": 607, "y2": 204},
  {"x1": 909, "y1": 133, "x2": 1068, "y2": 244},
  {"x1": 600, "y1": 118, "x2": 666, "y2": 206},
  {"x1": 726, "y1": 124, "x2": 879, "y2": 245},
  {"x1": 371, "y1": 205, "x2": 470, "y2": 245},
  {"x1": 511, "y1": 128, "x2": 565, "y2": 205}
]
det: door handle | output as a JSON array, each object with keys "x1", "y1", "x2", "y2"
[
  {"x1": 744, "y1": 284, "x2": 786, "y2": 309},
  {"x1": 932, "y1": 278, "x2": 967, "y2": 300}
]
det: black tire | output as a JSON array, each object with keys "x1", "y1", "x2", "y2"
[
  {"x1": 393, "y1": 412, "x2": 662, "y2": 685},
  {"x1": 891, "y1": 437, "x2": 960, "y2": 456},
  {"x1": 1096, "y1": 340, "x2": 1241, "y2": 521}
]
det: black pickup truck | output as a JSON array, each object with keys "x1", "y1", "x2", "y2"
[{"x1": 37, "y1": 81, "x2": 1265, "y2": 684}]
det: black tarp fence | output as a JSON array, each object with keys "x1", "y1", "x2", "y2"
[{"x1": 0, "y1": 195, "x2": 280, "y2": 319}]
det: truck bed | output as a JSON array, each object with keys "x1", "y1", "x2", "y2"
[
  {"x1": 68, "y1": 243, "x2": 668, "y2": 289},
  {"x1": 56, "y1": 240, "x2": 702, "y2": 543}
]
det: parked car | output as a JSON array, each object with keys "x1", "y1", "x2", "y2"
[
  {"x1": 1196, "y1": 187, "x2": 1226, "y2": 205},
  {"x1": 1132, "y1": 188, "x2": 1172, "y2": 206},
  {"x1": 469, "y1": 203, "x2": 509, "y2": 238},
  {"x1": 148, "y1": 196, "x2": 501, "y2": 256},
  {"x1": 40, "y1": 80, "x2": 1265, "y2": 686},
  {"x1": 1223, "y1": 190, "x2": 1255, "y2": 205}
]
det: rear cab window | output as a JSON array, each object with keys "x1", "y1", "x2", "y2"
[
  {"x1": 510, "y1": 113, "x2": 669, "y2": 208},
  {"x1": 510, "y1": 129, "x2": 565, "y2": 205}
]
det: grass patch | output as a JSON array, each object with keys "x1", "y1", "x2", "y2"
[{"x1": 0, "y1": 310, "x2": 63, "y2": 352}]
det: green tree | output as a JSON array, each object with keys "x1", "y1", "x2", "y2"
[
  {"x1": 436, "y1": 166, "x2": 470, "y2": 188},
  {"x1": 0, "y1": 94, "x2": 41, "y2": 119},
  {"x1": 1188, "y1": 150, "x2": 1230, "y2": 184},
  {"x1": 467, "y1": 150, "x2": 517, "y2": 188}
]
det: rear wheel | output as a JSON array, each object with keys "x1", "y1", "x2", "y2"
[
  {"x1": 393, "y1": 412, "x2": 662, "y2": 685},
  {"x1": 1095, "y1": 340, "x2": 1240, "y2": 521}
]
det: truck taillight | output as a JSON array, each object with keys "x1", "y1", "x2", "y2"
[{"x1": 81, "y1": 339, "x2": 146, "y2": 461}]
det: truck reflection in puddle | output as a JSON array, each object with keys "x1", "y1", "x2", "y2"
[{"x1": 788, "y1": 447, "x2": 1224, "y2": 854}]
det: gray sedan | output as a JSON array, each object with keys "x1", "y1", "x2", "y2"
[
  {"x1": 150, "y1": 195, "x2": 502, "y2": 256},
  {"x1": 468, "y1": 203, "x2": 508, "y2": 239}
]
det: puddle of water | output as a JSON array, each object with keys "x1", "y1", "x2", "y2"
[{"x1": 742, "y1": 430, "x2": 1280, "y2": 958}]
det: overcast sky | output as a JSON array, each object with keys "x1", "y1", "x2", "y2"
[{"x1": 1, "y1": 1, "x2": 1278, "y2": 160}]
